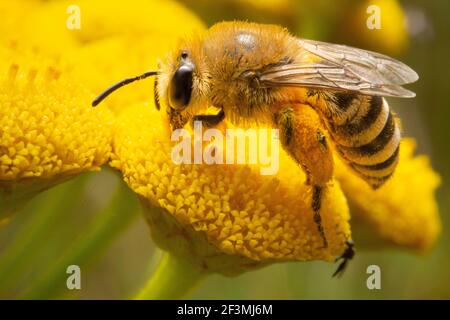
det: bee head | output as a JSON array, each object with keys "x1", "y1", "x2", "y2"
[
  {"x1": 158, "y1": 40, "x2": 210, "y2": 116},
  {"x1": 91, "y1": 37, "x2": 209, "y2": 115}
]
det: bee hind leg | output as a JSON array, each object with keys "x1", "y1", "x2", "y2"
[
  {"x1": 312, "y1": 185, "x2": 328, "y2": 248},
  {"x1": 274, "y1": 104, "x2": 334, "y2": 249},
  {"x1": 332, "y1": 240, "x2": 355, "y2": 277}
]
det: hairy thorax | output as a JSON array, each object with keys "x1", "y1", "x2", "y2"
[{"x1": 202, "y1": 22, "x2": 302, "y2": 125}]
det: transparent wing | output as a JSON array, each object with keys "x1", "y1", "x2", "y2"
[{"x1": 259, "y1": 38, "x2": 419, "y2": 98}]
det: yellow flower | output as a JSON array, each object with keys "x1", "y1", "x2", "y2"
[
  {"x1": 0, "y1": 0, "x2": 78, "y2": 56},
  {"x1": 0, "y1": 49, "x2": 113, "y2": 221},
  {"x1": 340, "y1": 0, "x2": 409, "y2": 55},
  {"x1": 111, "y1": 104, "x2": 351, "y2": 275},
  {"x1": 0, "y1": 0, "x2": 205, "y2": 222},
  {"x1": 335, "y1": 138, "x2": 441, "y2": 252}
]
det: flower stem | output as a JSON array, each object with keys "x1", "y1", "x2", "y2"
[
  {"x1": 0, "y1": 175, "x2": 89, "y2": 293},
  {"x1": 0, "y1": 175, "x2": 74, "y2": 225},
  {"x1": 22, "y1": 178, "x2": 140, "y2": 299},
  {"x1": 135, "y1": 252, "x2": 207, "y2": 300}
]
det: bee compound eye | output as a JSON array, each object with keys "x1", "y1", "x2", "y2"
[{"x1": 169, "y1": 64, "x2": 193, "y2": 110}]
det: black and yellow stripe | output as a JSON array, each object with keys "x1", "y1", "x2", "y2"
[{"x1": 325, "y1": 93, "x2": 400, "y2": 189}]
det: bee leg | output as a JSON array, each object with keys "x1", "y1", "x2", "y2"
[
  {"x1": 275, "y1": 104, "x2": 334, "y2": 249},
  {"x1": 332, "y1": 240, "x2": 355, "y2": 277},
  {"x1": 192, "y1": 108, "x2": 225, "y2": 127},
  {"x1": 312, "y1": 185, "x2": 328, "y2": 248},
  {"x1": 167, "y1": 107, "x2": 189, "y2": 130}
]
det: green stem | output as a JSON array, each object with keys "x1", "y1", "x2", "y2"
[
  {"x1": 135, "y1": 252, "x2": 207, "y2": 300},
  {"x1": 0, "y1": 174, "x2": 74, "y2": 224},
  {"x1": 0, "y1": 175, "x2": 89, "y2": 293},
  {"x1": 22, "y1": 179, "x2": 140, "y2": 299}
]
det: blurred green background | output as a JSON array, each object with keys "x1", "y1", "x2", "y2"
[{"x1": 0, "y1": 0, "x2": 449, "y2": 299}]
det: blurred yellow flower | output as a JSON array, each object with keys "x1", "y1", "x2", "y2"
[
  {"x1": 0, "y1": 0, "x2": 77, "y2": 56},
  {"x1": 340, "y1": 0, "x2": 409, "y2": 55},
  {"x1": 335, "y1": 138, "x2": 441, "y2": 251}
]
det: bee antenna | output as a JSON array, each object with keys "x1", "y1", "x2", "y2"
[{"x1": 92, "y1": 70, "x2": 159, "y2": 107}]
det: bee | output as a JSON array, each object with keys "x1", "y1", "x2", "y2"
[{"x1": 92, "y1": 21, "x2": 418, "y2": 276}]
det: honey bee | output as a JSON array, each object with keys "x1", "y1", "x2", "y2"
[{"x1": 93, "y1": 21, "x2": 418, "y2": 276}]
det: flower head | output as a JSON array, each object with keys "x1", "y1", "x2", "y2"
[
  {"x1": 111, "y1": 103, "x2": 352, "y2": 275},
  {"x1": 0, "y1": 50, "x2": 113, "y2": 220},
  {"x1": 340, "y1": 0, "x2": 409, "y2": 55}
]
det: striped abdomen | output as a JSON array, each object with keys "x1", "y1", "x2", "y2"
[{"x1": 325, "y1": 93, "x2": 400, "y2": 189}]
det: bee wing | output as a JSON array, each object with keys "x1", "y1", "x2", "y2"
[{"x1": 259, "y1": 39, "x2": 419, "y2": 98}]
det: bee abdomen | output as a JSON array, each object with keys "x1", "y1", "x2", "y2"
[
  {"x1": 330, "y1": 95, "x2": 390, "y2": 147},
  {"x1": 347, "y1": 145, "x2": 399, "y2": 188},
  {"x1": 327, "y1": 95, "x2": 400, "y2": 189}
]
